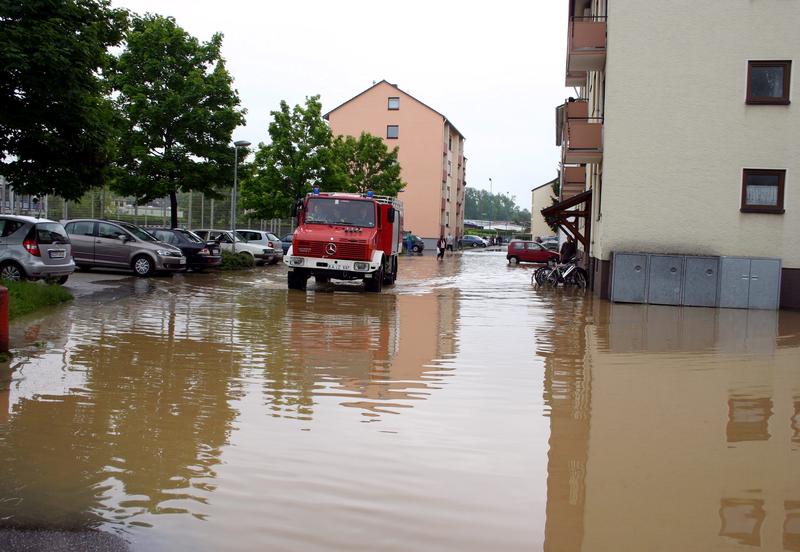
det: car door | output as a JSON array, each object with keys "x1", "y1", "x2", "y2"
[
  {"x1": 64, "y1": 221, "x2": 97, "y2": 263},
  {"x1": 95, "y1": 222, "x2": 131, "y2": 266},
  {"x1": 526, "y1": 242, "x2": 549, "y2": 263}
]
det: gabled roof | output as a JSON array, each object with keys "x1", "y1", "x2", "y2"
[
  {"x1": 532, "y1": 177, "x2": 558, "y2": 193},
  {"x1": 323, "y1": 79, "x2": 465, "y2": 139}
]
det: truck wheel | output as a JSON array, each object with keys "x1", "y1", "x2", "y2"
[
  {"x1": 288, "y1": 270, "x2": 308, "y2": 290},
  {"x1": 365, "y1": 267, "x2": 383, "y2": 292},
  {"x1": 383, "y1": 257, "x2": 397, "y2": 285}
]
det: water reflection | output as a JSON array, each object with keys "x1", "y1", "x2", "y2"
[
  {"x1": 541, "y1": 300, "x2": 800, "y2": 551},
  {"x1": 0, "y1": 270, "x2": 460, "y2": 534}
]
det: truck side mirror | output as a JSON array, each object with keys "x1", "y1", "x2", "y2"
[{"x1": 387, "y1": 207, "x2": 395, "y2": 224}]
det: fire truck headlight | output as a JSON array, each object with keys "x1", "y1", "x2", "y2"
[
  {"x1": 290, "y1": 257, "x2": 305, "y2": 266},
  {"x1": 354, "y1": 262, "x2": 369, "y2": 271}
]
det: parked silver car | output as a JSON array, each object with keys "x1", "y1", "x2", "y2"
[
  {"x1": 64, "y1": 219, "x2": 185, "y2": 277},
  {"x1": 0, "y1": 215, "x2": 75, "y2": 283},
  {"x1": 193, "y1": 229, "x2": 276, "y2": 265},
  {"x1": 235, "y1": 229, "x2": 284, "y2": 263}
]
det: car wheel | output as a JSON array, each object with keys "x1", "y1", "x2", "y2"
[
  {"x1": 132, "y1": 255, "x2": 154, "y2": 277},
  {"x1": 412, "y1": 245, "x2": 420, "y2": 253},
  {"x1": 0, "y1": 261, "x2": 26, "y2": 282},
  {"x1": 471, "y1": 243, "x2": 477, "y2": 248},
  {"x1": 508, "y1": 256, "x2": 519, "y2": 264}
]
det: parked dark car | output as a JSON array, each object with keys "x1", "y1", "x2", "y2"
[
  {"x1": 459, "y1": 235, "x2": 487, "y2": 248},
  {"x1": 149, "y1": 228, "x2": 222, "y2": 271},
  {"x1": 280, "y1": 233, "x2": 293, "y2": 254},
  {"x1": 404, "y1": 233, "x2": 425, "y2": 253}
]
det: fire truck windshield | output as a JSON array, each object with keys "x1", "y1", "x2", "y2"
[{"x1": 305, "y1": 198, "x2": 376, "y2": 227}]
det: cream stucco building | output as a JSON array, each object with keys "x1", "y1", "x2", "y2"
[
  {"x1": 547, "y1": 0, "x2": 799, "y2": 308},
  {"x1": 324, "y1": 81, "x2": 465, "y2": 246},
  {"x1": 531, "y1": 179, "x2": 556, "y2": 239}
]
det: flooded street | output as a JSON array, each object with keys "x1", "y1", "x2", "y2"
[{"x1": 1, "y1": 251, "x2": 799, "y2": 551}]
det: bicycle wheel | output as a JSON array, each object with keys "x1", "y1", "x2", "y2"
[
  {"x1": 571, "y1": 268, "x2": 588, "y2": 289},
  {"x1": 533, "y1": 266, "x2": 549, "y2": 286},
  {"x1": 545, "y1": 269, "x2": 560, "y2": 287}
]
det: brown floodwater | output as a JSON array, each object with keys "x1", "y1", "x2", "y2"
[{"x1": 0, "y1": 251, "x2": 799, "y2": 551}]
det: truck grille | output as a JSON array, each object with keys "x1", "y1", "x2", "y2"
[{"x1": 295, "y1": 240, "x2": 369, "y2": 261}]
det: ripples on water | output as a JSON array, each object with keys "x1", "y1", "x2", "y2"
[{"x1": 0, "y1": 250, "x2": 798, "y2": 551}]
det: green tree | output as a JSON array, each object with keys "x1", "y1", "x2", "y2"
[
  {"x1": 111, "y1": 14, "x2": 245, "y2": 227},
  {"x1": 331, "y1": 132, "x2": 405, "y2": 196},
  {"x1": 241, "y1": 96, "x2": 345, "y2": 220},
  {"x1": 0, "y1": 0, "x2": 127, "y2": 200}
]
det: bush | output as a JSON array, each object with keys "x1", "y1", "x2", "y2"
[
  {"x1": 4, "y1": 281, "x2": 73, "y2": 320},
  {"x1": 219, "y1": 250, "x2": 255, "y2": 270}
]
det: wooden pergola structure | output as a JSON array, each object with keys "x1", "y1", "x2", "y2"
[{"x1": 540, "y1": 189, "x2": 593, "y2": 250}]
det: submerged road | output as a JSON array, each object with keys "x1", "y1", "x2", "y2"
[{"x1": 1, "y1": 251, "x2": 799, "y2": 551}]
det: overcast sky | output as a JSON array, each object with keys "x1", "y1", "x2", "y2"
[{"x1": 112, "y1": 0, "x2": 567, "y2": 210}]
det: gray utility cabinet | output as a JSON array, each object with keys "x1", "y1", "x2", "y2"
[
  {"x1": 718, "y1": 257, "x2": 782, "y2": 310},
  {"x1": 611, "y1": 252, "x2": 781, "y2": 310}
]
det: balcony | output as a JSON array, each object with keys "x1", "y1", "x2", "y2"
[
  {"x1": 561, "y1": 165, "x2": 586, "y2": 200},
  {"x1": 562, "y1": 118, "x2": 603, "y2": 164},
  {"x1": 558, "y1": 99, "x2": 602, "y2": 164},
  {"x1": 565, "y1": 16, "x2": 606, "y2": 86}
]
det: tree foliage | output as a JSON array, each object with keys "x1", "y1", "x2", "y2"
[
  {"x1": 111, "y1": 14, "x2": 245, "y2": 227},
  {"x1": 464, "y1": 187, "x2": 529, "y2": 226},
  {"x1": 0, "y1": 0, "x2": 127, "y2": 200},
  {"x1": 331, "y1": 132, "x2": 405, "y2": 196},
  {"x1": 241, "y1": 96, "x2": 344, "y2": 220}
]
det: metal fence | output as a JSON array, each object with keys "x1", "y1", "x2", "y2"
[{"x1": 0, "y1": 181, "x2": 294, "y2": 237}]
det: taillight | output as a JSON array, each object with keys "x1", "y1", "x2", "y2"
[
  {"x1": 267, "y1": 241, "x2": 274, "y2": 248},
  {"x1": 198, "y1": 248, "x2": 209, "y2": 255},
  {"x1": 23, "y1": 238, "x2": 41, "y2": 257}
]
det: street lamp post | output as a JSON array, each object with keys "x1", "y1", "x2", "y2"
[
  {"x1": 489, "y1": 177, "x2": 493, "y2": 228},
  {"x1": 232, "y1": 140, "x2": 251, "y2": 253}
]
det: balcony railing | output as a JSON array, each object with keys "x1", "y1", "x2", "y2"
[
  {"x1": 561, "y1": 165, "x2": 586, "y2": 200},
  {"x1": 565, "y1": 16, "x2": 606, "y2": 86},
  {"x1": 562, "y1": 118, "x2": 603, "y2": 165}
]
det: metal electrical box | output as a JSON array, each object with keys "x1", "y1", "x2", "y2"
[
  {"x1": 647, "y1": 255, "x2": 684, "y2": 305},
  {"x1": 683, "y1": 256, "x2": 720, "y2": 307},
  {"x1": 611, "y1": 253, "x2": 781, "y2": 310},
  {"x1": 718, "y1": 257, "x2": 781, "y2": 310},
  {"x1": 611, "y1": 253, "x2": 648, "y2": 303}
]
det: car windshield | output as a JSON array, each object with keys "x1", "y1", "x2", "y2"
[
  {"x1": 177, "y1": 229, "x2": 204, "y2": 243},
  {"x1": 305, "y1": 197, "x2": 375, "y2": 227},
  {"x1": 119, "y1": 222, "x2": 158, "y2": 242}
]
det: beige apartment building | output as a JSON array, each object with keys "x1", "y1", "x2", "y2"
[
  {"x1": 546, "y1": 0, "x2": 799, "y2": 308},
  {"x1": 324, "y1": 81, "x2": 466, "y2": 246}
]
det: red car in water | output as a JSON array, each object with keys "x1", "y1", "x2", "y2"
[{"x1": 506, "y1": 240, "x2": 559, "y2": 264}]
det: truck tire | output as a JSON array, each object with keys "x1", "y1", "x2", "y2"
[
  {"x1": 383, "y1": 257, "x2": 397, "y2": 285},
  {"x1": 288, "y1": 269, "x2": 308, "y2": 290},
  {"x1": 365, "y1": 267, "x2": 383, "y2": 292}
]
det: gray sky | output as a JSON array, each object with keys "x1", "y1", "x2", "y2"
[{"x1": 112, "y1": 0, "x2": 567, "y2": 210}]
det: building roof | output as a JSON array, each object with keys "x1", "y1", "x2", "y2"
[
  {"x1": 323, "y1": 80, "x2": 465, "y2": 139},
  {"x1": 531, "y1": 178, "x2": 557, "y2": 193}
]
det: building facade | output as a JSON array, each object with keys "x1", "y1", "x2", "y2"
[
  {"x1": 531, "y1": 178, "x2": 557, "y2": 239},
  {"x1": 325, "y1": 81, "x2": 466, "y2": 246},
  {"x1": 548, "y1": 0, "x2": 799, "y2": 308}
]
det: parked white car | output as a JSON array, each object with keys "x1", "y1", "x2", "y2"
[
  {"x1": 192, "y1": 229, "x2": 276, "y2": 266},
  {"x1": 236, "y1": 229, "x2": 284, "y2": 263}
]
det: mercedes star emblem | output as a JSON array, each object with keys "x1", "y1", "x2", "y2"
[{"x1": 325, "y1": 243, "x2": 337, "y2": 256}]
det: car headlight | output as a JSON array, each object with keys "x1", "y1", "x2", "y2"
[
  {"x1": 156, "y1": 249, "x2": 178, "y2": 256},
  {"x1": 290, "y1": 257, "x2": 305, "y2": 266}
]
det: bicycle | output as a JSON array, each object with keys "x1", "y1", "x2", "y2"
[{"x1": 532, "y1": 258, "x2": 587, "y2": 289}]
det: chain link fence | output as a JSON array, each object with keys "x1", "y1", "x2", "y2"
[{"x1": 0, "y1": 180, "x2": 294, "y2": 237}]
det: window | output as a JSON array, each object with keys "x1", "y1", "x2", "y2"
[
  {"x1": 447, "y1": 160, "x2": 452, "y2": 175},
  {"x1": 746, "y1": 60, "x2": 791, "y2": 105},
  {"x1": 97, "y1": 223, "x2": 126, "y2": 240},
  {"x1": 388, "y1": 97, "x2": 399, "y2": 110},
  {"x1": 65, "y1": 221, "x2": 94, "y2": 236},
  {"x1": 741, "y1": 169, "x2": 785, "y2": 214},
  {"x1": 448, "y1": 135, "x2": 452, "y2": 151},
  {"x1": 387, "y1": 125, "x2": 399, "y2": 139},
  {"x1": 0, "y1": 219, "x2": 25, "y2": 237}
]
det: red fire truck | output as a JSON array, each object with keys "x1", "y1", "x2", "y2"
[{"x1": 284, "y1": 191, "x2": 403, "y2": 292}]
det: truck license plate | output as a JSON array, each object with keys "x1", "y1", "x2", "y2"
[{"x1": 48, "y1": 250, "x2": 66, "y2": 259}]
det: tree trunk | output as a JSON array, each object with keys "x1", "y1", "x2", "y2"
[{"x1": 170, "y1": 190, "x2": 179, "y2": 228}]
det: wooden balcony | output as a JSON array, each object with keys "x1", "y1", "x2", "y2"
[{"x1": 565, "y1": 16, "x2": 606, "y2": 85}]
